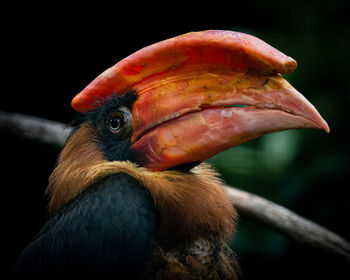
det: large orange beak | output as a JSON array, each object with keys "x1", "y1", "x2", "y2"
[{"x1": 72, "y1": 30, "x2": 329, "y2": 171}]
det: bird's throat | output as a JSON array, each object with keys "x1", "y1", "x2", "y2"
[{"x1": 47, "y1": 125, "x2": 236, "y2": 248}]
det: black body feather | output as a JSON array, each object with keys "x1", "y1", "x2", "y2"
[{"x1": 10, "y1": 173, "x2": 157, "y2": 279}]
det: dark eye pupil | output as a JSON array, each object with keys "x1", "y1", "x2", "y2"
[{"x1": 109, "y1": 116, "x2": 122, "y2": 131}]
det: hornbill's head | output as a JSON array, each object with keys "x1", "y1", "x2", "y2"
[{"x1": 47, "y1": 30, "x2": 329, "y2": 215}]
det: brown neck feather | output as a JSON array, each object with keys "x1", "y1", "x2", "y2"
[
  {"x1": 47, "y1": 126, "x2": 236, "y2": 247},
  {"x1": 46, "y1": 125, "x2": 104, "y2": 214}
]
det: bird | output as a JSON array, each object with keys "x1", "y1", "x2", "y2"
[{"x1": 10, "y1": 30, "x2": 329, "y2": 280}]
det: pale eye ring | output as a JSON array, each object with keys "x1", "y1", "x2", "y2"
[{"x1": 108, "y1": 114, "x2": 124, "y2": 133}]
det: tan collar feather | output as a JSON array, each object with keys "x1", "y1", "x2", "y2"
[{"x1": 47, "y1": 125, "x2": 236, "y2": 247}]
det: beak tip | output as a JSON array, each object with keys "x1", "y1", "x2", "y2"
[
  {"x1": 315, "y1": 113, "x2": 330, "y2": 134},
  {"x1": 313, "y1": 114, "x2": 330, "y2": 134},
  {"x1": 324, "y1": 124, "x2": 331, "y2": 134},
  {"x1": 314, "y1": 117, "x2": 330, "y2": 133}
]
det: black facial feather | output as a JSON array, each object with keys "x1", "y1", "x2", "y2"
[{"x1": 72, "y1": 91, "x2": 138, "y2": 162}]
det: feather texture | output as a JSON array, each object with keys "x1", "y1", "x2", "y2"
[
  {"x1": 46, "y1": 125, "x2": 239, "y2": 279},
  {"x1": 11, "y1": 173, "x2": 157, "y2": 279}
]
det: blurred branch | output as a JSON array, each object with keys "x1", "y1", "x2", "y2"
[
  {"x1": 1, "y1": 110, "x2": 349, "y2": 262},
  {"x1": 225, "y1": 186, "x2": 350, "y2": 262},
  {"x1": 0, "y1": 111, "x2": 71, "y2": 147}
]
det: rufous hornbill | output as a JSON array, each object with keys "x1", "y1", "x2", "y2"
[{"x1": 10, "y1": 30, "x2": 329, "y2": 279}]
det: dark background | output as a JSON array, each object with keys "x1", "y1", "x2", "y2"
[{"x1": 2, "y1": 1, "x2": 349, "y2": 279}]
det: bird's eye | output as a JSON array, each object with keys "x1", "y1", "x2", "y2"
[{"x1": 108, "y1": 113, "x2": 124, "y2": 133}]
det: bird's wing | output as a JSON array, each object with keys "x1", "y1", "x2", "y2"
[{"x1": 10, "y1": 173, "x2": 157, "y2": 279}]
